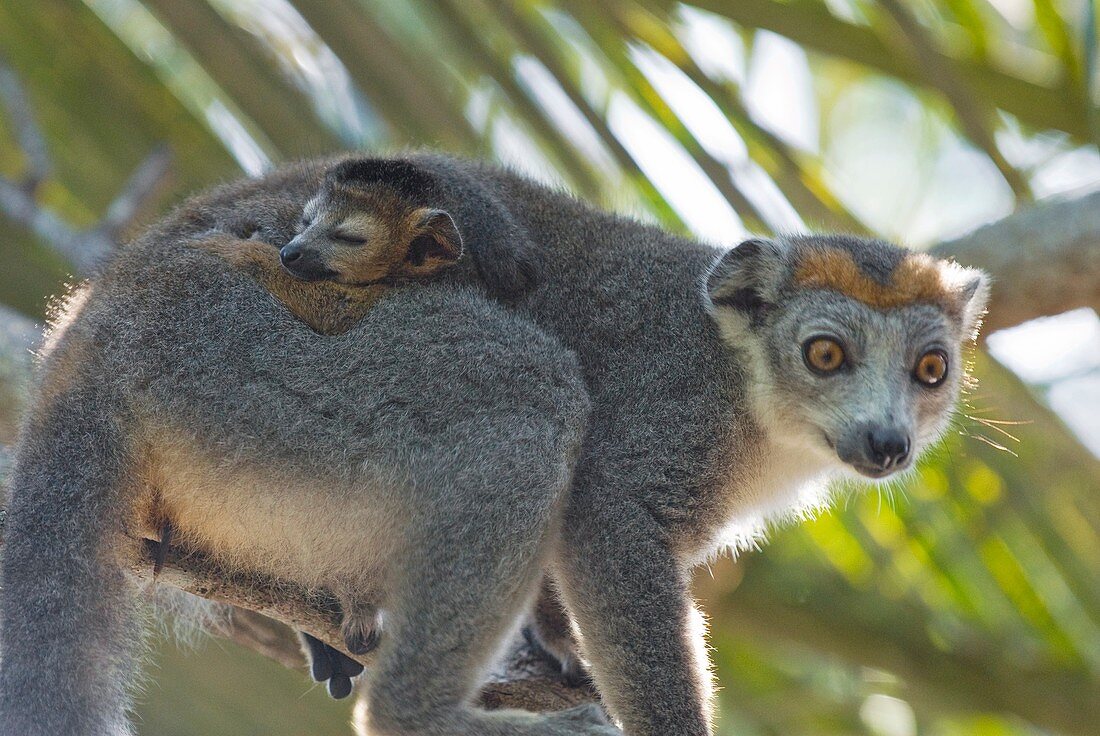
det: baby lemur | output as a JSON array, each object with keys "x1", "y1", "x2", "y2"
[
  {"x1": 196, "y1": 157, "x2": 523, "y2": 335},
  {"x1": 0, "y1": 153, "x2": 989, "y2": 736}
]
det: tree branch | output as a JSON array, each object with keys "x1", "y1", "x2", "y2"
[
  {"x1": 415, "y1": 0, "x2": 610, "y2": 201},
  {"x1": 640, "y1": 0, "x2": 1087, "y2": 139},
  {"x1": 933, "y1": 190, "x2": 1100, "y2": 333},
  {"x1": 0, "y1": 56, "x2": 50, "y2": 189},
  {"x1": 97, "y1": 145, "x2": 173, "y2": 241},
  {"x1": 0, "y1": 177, "x2": 111, "y2": 272},
  {"x1": 873, "y1": 0, "x2": 1031, "y2": 201},
  {"x1": 139, "y1": 0, "x2": 346, "y2": 156},
  {"x1": 581, "y1": 0, "x2": 868, "y2": 233},
  {"x1": 0, "y1": 58, "x2": 172, "y2": 272}
]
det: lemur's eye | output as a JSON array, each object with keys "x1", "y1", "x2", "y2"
[
  {"x1": 803, "y1": 337, "x2": 846, "y2": 375},
  {"x1": 333, "y1": 232, "x2": 367, "y2": 246},
  {"x1": 300, "y1": 216, "x2": 313, "y2": 229},
  {"x1": 914, "y1": 350, "x2": 948, "y2": 387}
]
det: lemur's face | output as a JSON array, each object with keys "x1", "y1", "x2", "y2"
[
  {"x1": 707, "y1": 236, "x2": 989, "y2": 482},
  {"x1": 759, "y1": 293, "x2": 962, "y2": 479},
  {"x1": 279, "y1": 180, "x2": 462, "y2": 285}
]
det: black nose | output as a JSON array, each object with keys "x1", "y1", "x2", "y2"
[
  {"x1": 280, "y1": 244, "x2": 303, "y2": 265},
  {"x1": 867, "y1": 427, "x2": 911, "y2": 470}
]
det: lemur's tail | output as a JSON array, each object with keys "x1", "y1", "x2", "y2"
[{"x1": 0, "y1": 389, "x2": 139, "y2": 736}]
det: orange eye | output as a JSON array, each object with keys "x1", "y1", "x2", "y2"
[
  {"x1": 914, "y1": 350, "x2": 948, "y2": 387},
  {"x1": 803, "y1": 337, "x2": 846, "y2": 374}
]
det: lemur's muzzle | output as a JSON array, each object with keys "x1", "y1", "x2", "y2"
[
  {"x1": 837, "y1": 422, "x2": 912, "y2": 478},
  {"x1": 281, "y1": 238, "x2": 337, "y2": 281}
]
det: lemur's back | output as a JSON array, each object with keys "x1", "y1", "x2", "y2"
[
  {"x1": 102, "y1": 238, "x2": 577, "y2": 466},
  {"x1": 409, "y1": 153, "x2": 757, "y2": 530}
]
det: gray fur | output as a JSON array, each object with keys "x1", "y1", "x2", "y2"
[
  {"x1": 0, "y1": 152, "x2": 987, "y2": 736},
  {"x1": 0, "y1": 204, "x2": 615, "y2": 735}
]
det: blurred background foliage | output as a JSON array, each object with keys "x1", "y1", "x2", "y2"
[{"x1": 0, "y1": 0, "x2": 1098, "y2": 734}]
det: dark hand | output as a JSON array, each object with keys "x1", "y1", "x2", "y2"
[{"x1": 300, "y1": 633, "x2": 364, "y2": 699}]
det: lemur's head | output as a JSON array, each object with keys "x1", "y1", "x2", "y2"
[
  {"x1": 705, "y1": 235, "x2": 989, "y2": 481},
  {"x1": 280, "y1": 159, "x2": 463, "y2": 285}
]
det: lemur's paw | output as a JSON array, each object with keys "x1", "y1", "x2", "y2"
[
  {"x1": 342, "y1": 610, "x2": 383, "y2": 655},
  {"x1": 309, "y1": 650, "x2": 333, "y2": 683},
  {"x1": 302, "y1": 633, "x2": 334, "y2": 682},
  {"x1": 559, "y1": 655, "x2": 592, "y2": 688},
  {"x1": 332, "y1": 648, "x2": 365, "y2": 678},
  {"x1": 301, "y1": 633, "x2": 364, "y2": 699},
  {"x1": 327, "y1": 674, "x2": 353, "y2": 700}
]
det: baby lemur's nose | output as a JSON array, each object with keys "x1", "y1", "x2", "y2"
[
  {"x1": 280, "y1": 244, "x2": 303, "y2": 265},
  {"x1": 867, "y1": 427, "x2": 911, "y2": 470}
]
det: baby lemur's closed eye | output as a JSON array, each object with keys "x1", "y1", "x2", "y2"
[{"x1": 200, "y1": 166, "x2": 464, "y2": 336}]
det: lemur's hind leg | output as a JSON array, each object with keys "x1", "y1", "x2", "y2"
[
  {"x1": 0, "y1": 389, "x2": 141, "y2": 736},
  {"x1": 301, "y1": 589, "x2": 382, "y2": 699},
  {"x1": 362, "y1": 480, "x2": 620, "y2": 735},
  {"x1": 524, "y1": 578, "x2": 589, "y2": 686}
]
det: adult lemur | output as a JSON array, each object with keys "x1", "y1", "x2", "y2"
[
  {"x1": 0, "y1": 153, "x2": 988, "y2": 736},
  {"x1": 482, "y1": 158, "x2": 985, "y2": 736},
  {"x1": 0, "y1": 160, "x2": 612, "y2": 736},
  {"x1": 299, "y1": 153, "x2": 989, "y2": 735}
]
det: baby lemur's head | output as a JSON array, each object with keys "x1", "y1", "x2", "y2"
[
  {"x1": 706, "y1": 235, "x2": 989, "y2": 481},
  {"x1": 280, "y1": 160, "x2": 463, "y2": 284}
]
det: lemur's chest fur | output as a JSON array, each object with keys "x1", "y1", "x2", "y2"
[{"x1": 681, "y1": 428, "x2": 836, "y2": 567}]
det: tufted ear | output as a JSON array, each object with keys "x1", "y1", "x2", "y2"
[
  {"x1": 940, "y1": 262, "x2": 991, "y2": 340},
  {"x1": 397, "y1": 208, "x2": 464, "y2": 279},
  {"x1": 705, "y1": 237, "x2": 788, "y2": 314}
]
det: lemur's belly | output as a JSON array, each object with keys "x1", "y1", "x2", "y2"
[{"x1": 135, "y1": 428, "x2": 403, "y2": 589}]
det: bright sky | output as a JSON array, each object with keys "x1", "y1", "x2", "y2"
[{"x1": 987, "y1": 309, "x2": 1100, "y2": 456}]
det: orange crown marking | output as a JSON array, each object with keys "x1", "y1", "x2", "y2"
[{"x1": 792, "y1": 249, "x2": 956, "y2": 314}]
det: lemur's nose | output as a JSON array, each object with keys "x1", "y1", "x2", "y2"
[
  {"x1": 867, "y1": 427, "x2": 911, "y2": 470},
  {"x1": 280, "y1": 244, "x2": 303, "y2": 265}
]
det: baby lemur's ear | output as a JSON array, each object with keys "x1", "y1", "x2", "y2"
[
  {"x1": 400, "y1": 209, "x2": 464, "y2": 277},
  {"x1": 705, "y1": 237, "x2": 789, "y2": 314}
]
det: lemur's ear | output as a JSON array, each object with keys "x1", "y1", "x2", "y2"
[
  {"x1": 940, "y1": 262, "x2": 991, "y2": 340},
  {"x1": 399, "y1": 209, "x2": 464, "y2": 278},
  {"x1": 705, "y1": 237, "x2": 788, "y2": 314}
]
